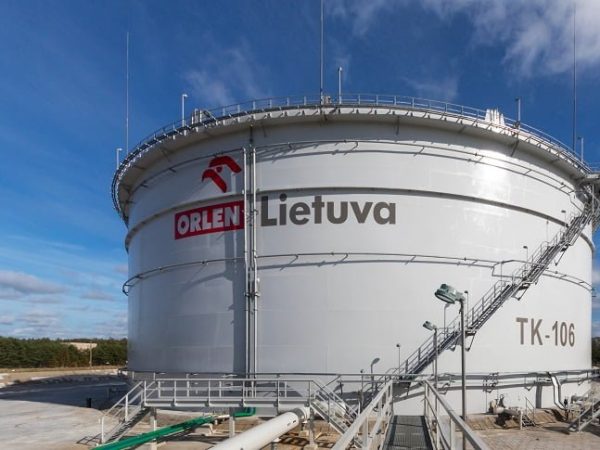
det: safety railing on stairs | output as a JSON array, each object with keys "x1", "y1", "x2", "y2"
[
  {"x1": 100, "y1": 380, "x2": 146, "y2": 443},
  {"x1": 569, "y1": 388, "x2": 600, "y2": 432},
  {"x1": 521, "y1": 396, "x2": 537, "y2": 429},
  {"x1": 422, "y1": 380, "x2": 490, "y2": 450},
  {"x1": 393, "y1": 197, "x2": 597, "y2": 379},
  {"x1": 332, "y1": 379, "x2": 394, "y2": 450}
]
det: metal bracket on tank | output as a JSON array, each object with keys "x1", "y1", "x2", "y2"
[
  {"x1": 483, "y1": 372, "x2": 499, "y2": 393},
  {"x1": 464, "y1": 333, "x2": 476, "y2": 352}
]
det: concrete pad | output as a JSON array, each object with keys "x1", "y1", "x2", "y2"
[{"x1": 0, "y1": 399, "x2": 104, "y2": 449}]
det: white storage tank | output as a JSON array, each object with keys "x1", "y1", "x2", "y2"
[{"x1": 113, "y1": 95, "x2": 594, "y2": 411}]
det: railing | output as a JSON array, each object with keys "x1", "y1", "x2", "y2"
[
  {"x1": 122, "y1": 251, "x2": 592, "y2": 295},
  {"x1": 132, "y1": 376, "x2": 353, "y2": 412},
  {"x1": 100, "y1": 380, "x2": 145, "y2": 443},
  {"x1": 522, "y1": 396, "x2": 537, "y2": 429},
  {"x1": 112, "y1": 93, "x2": 591, "y2": 216},
  {"x1": 422, "y1": 380, "x2": 490, "y2": 450},
  {"x1": 100, "y1": 374, "x2": 358, "y2": 444},
  {"x1": 332, "y1": 379, "x2": 394, "y2": 450},
  {"x1": 569, "y1": 385, "x2": 600, "y2": 432}
]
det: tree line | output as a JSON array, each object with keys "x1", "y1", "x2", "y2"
[
  {"x1": 0, "y1": 337, "x2": 127, "y2": 368},
  {"x1": 1, "y1": 336, "x2": 599, "y2": 369}
]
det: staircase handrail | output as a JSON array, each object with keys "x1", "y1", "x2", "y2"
[
  {"x1": 100, "y1": 380, "x2": 147, "y2": 443},
  {"x1": 311, "y1": 378, "x2": 358, "y2": 420}
]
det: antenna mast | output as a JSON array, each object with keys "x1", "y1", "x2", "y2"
[
  {"x1": 319, "y1": 0, "x2": 324, "y2": 103},
  {"x1": 572, "y1": 1, "x2": 577, "y2": 152},
  {"x1": 126, "y1": 31, "x2": 130, "y2": 154}
]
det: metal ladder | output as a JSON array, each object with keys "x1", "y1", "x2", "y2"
[{"x1": 396, "y1": 194, "x2": 598, "y2": 378}]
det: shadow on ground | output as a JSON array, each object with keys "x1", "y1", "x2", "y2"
[{"x1": 0, "y1": 374, "x2": 127, "y2": 409}]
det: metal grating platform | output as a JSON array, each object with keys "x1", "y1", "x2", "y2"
[{"x1": 384, "y1": 415, "x2": 433, "y2": 450}]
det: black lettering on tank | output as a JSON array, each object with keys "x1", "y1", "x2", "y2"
[
  {"x1": 374, "y1": 202, "x2": 396, "y2": 224},
  {"x1": 327, "y1": 201, "x2": 348, "y2": 224}
]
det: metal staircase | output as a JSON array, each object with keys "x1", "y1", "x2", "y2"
[
  {"x1": 311, "y1": 383, "x2": 359, "y2": 435},
  {"x1": 396, "y1": 194, "x2": 598, "y2": 378},
  {"x1": 100, "y1": 381, "x2": 148, "y2": 444},
  {"x1": 569, "y1": 398, "x2": 600, "y2": 432}
]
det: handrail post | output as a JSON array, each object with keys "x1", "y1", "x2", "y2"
[
  {"x1": 361, "y1": 415, "x2": 369, "y2": 449},
  {"x1": 435, "y1": 391, "x2": 440, "y2": 449},
  {"x1": 125, "y1": 392, "x2": 129, "y2": 421}
]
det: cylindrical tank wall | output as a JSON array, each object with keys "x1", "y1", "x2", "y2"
[{"x1": 123, "y1": 115, "x2": 592, "y2": 398}]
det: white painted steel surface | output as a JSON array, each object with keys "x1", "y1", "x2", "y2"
[
  {"x1": 115, "y1": 102, "x2": 593, "y2": 412},
  {"x1": 211, "y1": 410, "x2": 305, "y2": 450}
]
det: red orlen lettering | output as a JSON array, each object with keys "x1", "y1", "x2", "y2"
[{"x1": 175, "y1": 201, "x2": 244, "y2": 239}]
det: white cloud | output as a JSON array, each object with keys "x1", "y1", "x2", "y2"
[
  {"x1": 327, "y1": 0, "x2": 395, "y2": 37},
  {"x1": 0, "y1": 315, "x2": 15, "y2": 325},
  {"x1": 420, "y1": 0, "x2": 600, "y2": 77},
  {"x1": 0, "y1": 270, "x2": 65, "y2": 296},
  {"x1": 327, "y1": 1, "x2": 600, "y2": 78},
  {"x1": 92, "y1": 316, "x2": 127, "y2": 339},
  {"x1": 114, "y1": 264, "x2": 128, "y2": 276},
  {"x1": 402, "y1": 75, "x2": 459, "y2": 102},
  {"x1": 80, "y1": 290, "x2": 115, "y2": 301},
  {"x1": 185, "y1": 41, "x2": 269, "y2": 108}
]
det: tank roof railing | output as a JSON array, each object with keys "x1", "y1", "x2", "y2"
[{"x1": 112, "y1": 93, "x2": 590, "y2": 215}]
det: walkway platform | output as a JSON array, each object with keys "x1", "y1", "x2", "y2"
[{"x1": 384, "y1": 415, "x2": 433, "y2": 450}]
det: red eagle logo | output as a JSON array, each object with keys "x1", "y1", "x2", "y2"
[{"x1": 201, "y1": 156, "x2": 242, "y2": 193}]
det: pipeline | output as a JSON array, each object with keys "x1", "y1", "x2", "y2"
[
  {"x1": 233, "y1": 407, "x2": 256, "y2": 418},
  {"x1": 548, "y1": 372, "x2": 567, "y2": 410},
  {"x1": 211, "y1": 408, "x2": 306, "y2": 450},
  {"x1": 96, "y1": 415, "x2": 215, "y2": 450}
]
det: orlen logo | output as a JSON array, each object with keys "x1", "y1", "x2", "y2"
[
  {"x1": 201, "y1": 156, "x2": 241, "y2": 193},
  {"x1": 175, "y1": 201, "x2": 244, "y2": 240}
]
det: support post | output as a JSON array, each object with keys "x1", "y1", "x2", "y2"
[
  {"x1": 361, "y1": 416, "x2": 369, "y2": 450},
  {"x1": 229, "y1": 408, "x2": 236, "y2": 437},
  {"x1": 460, "y1": 299, "x2": 467, "y2": 450}
]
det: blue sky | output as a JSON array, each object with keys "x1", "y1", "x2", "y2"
[{"x1": 1, "y1": 0, "x2": 600, "y2": 338}]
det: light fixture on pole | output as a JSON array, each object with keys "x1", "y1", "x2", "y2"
[
  {"x1": 422, "y1": 321, "x2": 438, "y2": 389},
  {"x1": 338, "y1": 66, "x2": 343, "y2": 104},
  {"x1": 395, "y1": 343, "x2": 401, "y2": 376},
  {"x1": 181, "y1": 93, "x2": 188, "y2": 127},
  {"x1": 515, "y1": 97, "x2": 521, "y2": 128},
  {"x1": 370, "y1": 357, "x2": 380, "y2": 392},
  {"x1": 434, "y1": 284, "x2": 467, "y2": 423},
  {"x1": 523, "y1": 245, "x2": 529, "y2": 262},
  {"x1": 578, "y1": 136, "x2": 584, "y2": 162},
  {"x1": 116, "y1": 147, "x2": 122, "y2": 170}
]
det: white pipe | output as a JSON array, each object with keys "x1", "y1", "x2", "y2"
[
  {"x1": 548, "y1": 372, "x2": 567, "y2": 410},
  {"x1": 211, "y1": 409, "x2": 306, "y2": 450}
]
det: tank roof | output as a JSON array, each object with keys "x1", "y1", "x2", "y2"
[{"x1": 112, "y1": 94, "x2": 593, "y2": 222}]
